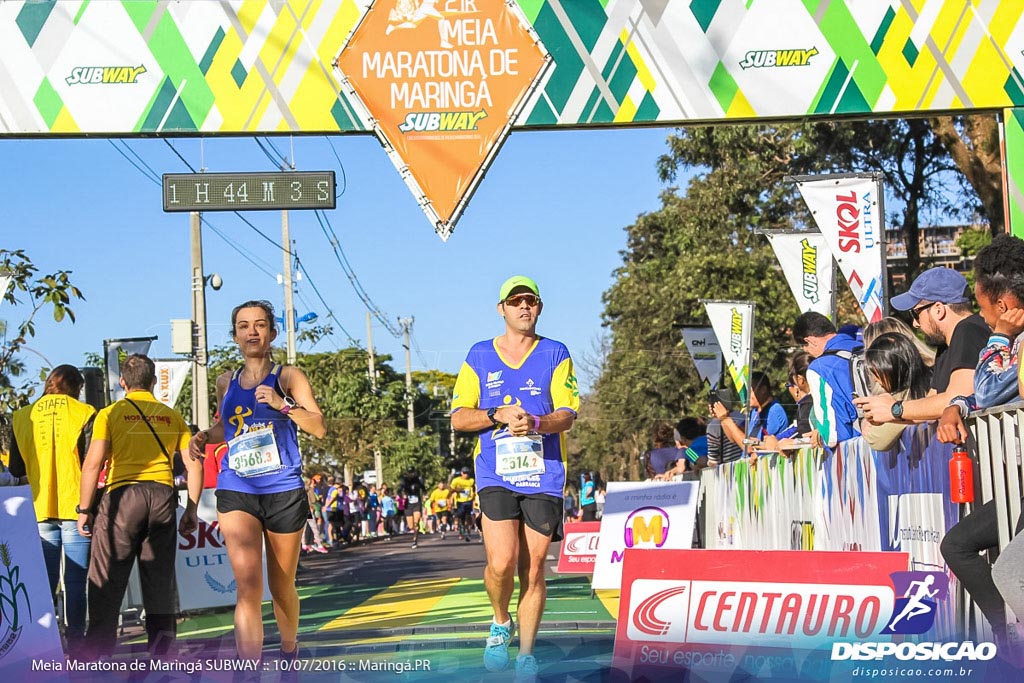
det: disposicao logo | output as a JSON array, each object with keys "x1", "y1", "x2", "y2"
[
  {"x1": 739, "y1": 48, "x2": 818, "y2": 69},
  {"x1": 66, "y1": 65, "x2": 147, "y2": 85},
  {"x1": 881, "y1": 571, "x2": 947, "y2": 635}
]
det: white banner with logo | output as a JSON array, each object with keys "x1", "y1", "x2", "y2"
[
  {"x1": 702, "y1": 301, "x2": 754, "y2": 406},
  {"x1": 680, "y1": 327, "x2": 722, "y2": 389},
  {"x1": 0, "y1": 486, "x2": 65, "y2": 675},
  {"x1": 763, "y1": 231, "x2": 835, "y2": 318},
  {"x1": 795, "y1": 174, "x2": 886, "y2": 323},
  {"x1": 104, "y1": 337, "x2": 155, "y2": 402},
  {"x1": 153, "y1": 360, "x2": 191, "y2": 409},
  {"x1": 591, "y1": 480, "x2": 700, "y2": 590}
]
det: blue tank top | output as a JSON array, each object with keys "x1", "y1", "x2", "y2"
[{"x1": 217, "y1": 364, "x2": 303, "y2": 494}]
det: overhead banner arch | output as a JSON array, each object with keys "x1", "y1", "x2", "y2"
[{"x1": 3, "y1": 0, "x2": 1023, "y2": 237}]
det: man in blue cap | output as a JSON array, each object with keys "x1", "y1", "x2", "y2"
[{"x1": 855, "y1": 266, "x2": 988, "y2": 425}]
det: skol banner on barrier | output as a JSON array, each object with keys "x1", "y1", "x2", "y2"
[
  {"x1": 557, "y1": 521, "x2": 601, "y2": 574},
  {"x1": 794, "y1": 174, "x2": 886, "y2": 323},
  {"x1": 153, "y1": 359, "x2": 191, "y2": 409},
  {"x1": 591, "y1": 480, "x2": 699, "y2": 590},
  {"x1": 103, "y1": 336, "x2": 155, "y2": 403},
  {"x1": 0, "y1": 486, "x2": 65, "y2": 677},
  {"x1": 334, "y1": 1, "x2": 550, "y2": 240},
  {"x1": 681, "y1": 327, "x2": 723, "y2": 389},
  {"x1": 702, "y1": 301, "x2": 754, "y2": 406},
  {"x1": 609, "y1": 548, "x2": 1010, "y2": 682},
  {"x1": 762, "y1": 232, "x2": 835, "y2": 318}
]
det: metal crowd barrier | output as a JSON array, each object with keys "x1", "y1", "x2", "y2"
[{"x1": 966, "y1": 400, "x2": 1024, "y2": 640}]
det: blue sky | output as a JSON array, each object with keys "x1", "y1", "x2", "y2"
[{"x1": 1, "y1": 127, "x2": 677, "y2": 393}]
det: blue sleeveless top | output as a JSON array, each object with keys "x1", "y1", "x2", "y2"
[{"x1": 216, "y1": 364, "x2": 303, "y2": 495}]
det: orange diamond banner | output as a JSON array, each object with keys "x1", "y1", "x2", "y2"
[{"x1": 335, "y1": 1, "x2": 549, "y2": 240}]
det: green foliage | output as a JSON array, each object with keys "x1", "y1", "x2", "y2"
[
  {"x1": 0, "y1": 249, "x2": 85, "y2": 413},
  {"x1": 579, "y1": 118, "x2": 984, "y2": 481},
  {"x1": 956, "y1": 227, "x2": 992, "y2": 257}
]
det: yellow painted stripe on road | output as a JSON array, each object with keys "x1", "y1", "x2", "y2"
[
  {"x1": 595, "y1": 589, "x2": 620, "y2": 621},
  {"x1": 319, "y1": 577, "x2": 461, "y2": 631}
]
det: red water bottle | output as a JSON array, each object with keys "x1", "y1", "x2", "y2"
[{"x1": 949, "y1": 446, "x2": 974, "y2": 503}]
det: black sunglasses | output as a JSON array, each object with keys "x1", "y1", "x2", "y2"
[
  {"x1": 504, "y1": 294, "x2": 541, "y2": 307},
  {"x1": 910, "y1": 301, "x2": 938, "y2": 322}
]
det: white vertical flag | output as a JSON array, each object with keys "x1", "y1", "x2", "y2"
[
  {"x1": 702, "y1": 301, "x2": 755, "y2": 406},
  {"x1": 153, "y1": 360, "x2": 192, "y2": 408},
  {"x1": 763, "y1": 232, "x2": 835, "y2": 318},
  {"x1": 794, "y1": 174, "x2": 885, "y2": 323},
  {"x1": 105, "y1": 337, "x2": 155, "y2": 402},
  {"x1": 681, "y1": 327, "x2": 723, "y2": 389}
]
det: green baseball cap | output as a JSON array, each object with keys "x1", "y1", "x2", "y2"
[{"x1": 499, "y1": 275, "x2": 540, "y2": 301}]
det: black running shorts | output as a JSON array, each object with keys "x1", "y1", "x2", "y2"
[
  {"x1": 478, "y1": 486, "x2": 563, "y2": 542},
  {"x1": 216, "y1": 487, "x2": 307, "y2": 534}
]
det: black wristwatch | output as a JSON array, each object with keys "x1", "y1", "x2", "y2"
[
  {"x1": 75, "y1": 504, "x2": 92, "y2": 515},
  {"x1": 487, "y1": 406, "x2": 501, "y2": 426},
  {"x1": 891, "y1": 400, "x2": 904, "y2": 420}
]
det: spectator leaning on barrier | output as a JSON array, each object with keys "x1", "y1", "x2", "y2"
[
  {"x1": 856, "y1": 267, "x2": 989, "y2": 428},
  {"x1": 860, "y1": 333, "x2": 933, "y2": 451},
  {"x1": 792, "y1": 312, "x2": 862, "y2": 449},
  {"x1": 656, "y1": 417, "x2": 708, "y2": 480},
  {"x1": 706, "y1": 386, "x2": 747, "y2": 467},
  {"x1": 644, "y1": 422, "x2": 682, "y2": 478},
  {"x1": 933, "y1": 235, "x2": 1024, "y2": 650}
]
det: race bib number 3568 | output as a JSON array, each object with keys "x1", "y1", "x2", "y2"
[{"x1": 228, "y1": 427, "x2": 283, "y2": 477}]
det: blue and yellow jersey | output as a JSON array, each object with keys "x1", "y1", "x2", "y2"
[{"x1": 451, "y1": 336, "x2": 579, "y2": 497}]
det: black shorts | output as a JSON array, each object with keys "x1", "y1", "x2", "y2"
[
  {"x1": 405, "y1": 504, "x2": 423, "y2": 515},
  {"x1": 478, "y1": 486, "x2": 563, "y2": 542},
  {"x1": 455, "y1": 501, "x2": 474, "y2": 520},
  {"x1": 216, "y1": 487, "x2": 307, "y2": 534}
]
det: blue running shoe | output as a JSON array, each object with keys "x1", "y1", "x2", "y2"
[
  {"x1": 483, "y1": 620, "x2": 514, "y2": 672},
  {"x1": 514, "y1": 654, "x2": 539, "y2": 683}
]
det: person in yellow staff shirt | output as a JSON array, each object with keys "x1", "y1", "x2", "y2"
[
  {"x1": 427, "y1": 480, "x2": 453, "y2": 538},
  {"x1": 76, "y1": 354, "x2": 204, "y2": 659},
  {"x1": 450, "y1": 466, "x2": 476, "y2": 542}
]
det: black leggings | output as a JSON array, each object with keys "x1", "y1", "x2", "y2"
[{"x1": 940, "y1": 497, "x2": 1024, "y2": 641}]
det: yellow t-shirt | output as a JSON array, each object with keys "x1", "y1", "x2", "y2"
[
  {"x1": 92, "y1": 390, "x2": 190, "y2": 492},
  {"x1": 450, "y1": 475, "x2": 475, "y2": 504},
  {"x1": 12, "y1": 394, "x2": 96, "y2": 520},
  {"x1": 428, "y1": 487, "x2": 451, "y2": 514}
]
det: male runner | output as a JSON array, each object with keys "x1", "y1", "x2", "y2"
[
  {"x1": 451, "y1": 275, "x2": 579, "y2": 682},
  {"x1": 398, "y1": 466, "x2": 426, "y2": 548},
  {"x1": 427, "y1": 480, "x2": 452, "y2": 537},
  {"x1": 450, "y1": 466, "x2": 476, "y2": 542}
]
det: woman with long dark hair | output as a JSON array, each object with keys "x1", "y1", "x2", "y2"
[{"x1": 861, "y1": 332, "x2": 931, "y2": 451}]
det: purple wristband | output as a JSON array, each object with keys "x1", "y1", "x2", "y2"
[{"x1": 533, "y1": 415, "x2": 541, "y2": 431}]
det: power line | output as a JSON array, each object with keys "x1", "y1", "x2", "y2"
[
  {"x1": 295, "y1": 256, "x2": 359, "y2": 346},
  {"x1": 314, "y1": 209, "x2": 400, "y2": 337},
  {"x1": 164, "y1": 139, "x2": 197, "y2": 172},
  {"x1": 324, "y1": 135, "x2": 348, "y2": 198}
]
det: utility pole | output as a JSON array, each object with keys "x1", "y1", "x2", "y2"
[
  {"x1": 190, "y1": 211, "x2": 210, "y2": 430},
  {"x1": 282, "y1": 211, "x2": 296, "y2": 364},
  {"x1": 367, "y1": 312, "x2": 383, "y2": 487},
  {"x1": 399, "y1": 317, "x2": 415, "y2": 433}
]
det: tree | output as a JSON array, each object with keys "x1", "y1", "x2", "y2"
[
  {"x1": 581, "y1": 118, "x2": 988, "y2": 477},
  {"x1": 0, "y1": 249, "x2": 85, "y2": 413},
  {"x1": 930, "y1": 114, "x2": 1003, "y2": 235}
]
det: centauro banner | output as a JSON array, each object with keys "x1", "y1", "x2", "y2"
[
  {"x1": 702, "y1": 301, "x2": 754, "y2": 407},
  {"x1": 794, "y1": 175, "x2": 886, "y2": 323},
  {"x1": 681, "y1": 327, "x2": 723, "y2": 389},
  {"x1": 334, "y1": 1, "x2": 549, "y2": 239},
  {"x1": 762, "y1": 232, "x2": 835, "y2": 319}
]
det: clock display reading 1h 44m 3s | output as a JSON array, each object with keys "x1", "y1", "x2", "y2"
[{"x1": 162, "y1": 171, "x2": 336, "y2": 212}]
